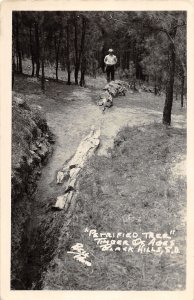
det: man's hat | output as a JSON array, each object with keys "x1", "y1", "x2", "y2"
[{"x1": 108, "y1": 49, "x2": 114, "y2": 52}]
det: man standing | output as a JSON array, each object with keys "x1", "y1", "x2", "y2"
[{"x1": 104, "y1": 49, "x2": 117, "y2": 82}]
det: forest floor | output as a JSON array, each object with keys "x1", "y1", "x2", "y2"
[{"x1": 13, "y1": 72, "x2": 186, "y2": 290}]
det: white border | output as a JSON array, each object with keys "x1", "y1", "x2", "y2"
[{"x1": 1, "y1": 1, "x2": 194, "y2": 300}]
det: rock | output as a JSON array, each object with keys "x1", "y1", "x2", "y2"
[
  {"x1": 31, "y1": 144, "x2": 38, "y2": 151},
  {"x1": 119, "y1": 191, "x2": 127, "y2": 197},
  {"x1": 27, "y1": 157, "x2": 33, "y2": 166},
  {"x1": 30, "y1": 104, "x2": 42, "y2": 111},
  {"x1": 29, "y1": 150, "x2": 36, "y2": 155},
  {"x1": 32, "y1": 152, "x2": 41, "y2": 162},
  {"x1": 48, "y1": 136, "x2": 55, "y2": 144},
  {"x1": 14, "y1": 162, "x2": 22, "y2": 170},
  {"x1": 13, "y1": 97, "x2": 25, "y2": 105},
  {"x1": 36, "y1": 141, "x2": 42, "y2": 148},
  {"x1": 37, "y1": 144, "x2": 48, "y2": 158},
  {"x1": 13, "y1": 96, "x2": 32, "y2": 112}
]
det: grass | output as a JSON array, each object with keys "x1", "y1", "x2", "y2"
[
  {"x1": 42, "y1": 123, "x2": 186, "y2": 290},
  {"x1": 12, "y1": 71, "x2": 186, "y2": 290}
]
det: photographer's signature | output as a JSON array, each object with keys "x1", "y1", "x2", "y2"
[{"x1": 67, "y1": 243, "x2": 91, "y2": 266}]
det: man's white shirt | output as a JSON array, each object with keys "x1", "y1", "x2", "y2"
[{"x1": 104, "y1": 54, "x2": 117, "y2": 66}]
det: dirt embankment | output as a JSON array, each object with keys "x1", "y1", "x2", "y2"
[{"x1": 11, "y1": 95, "x2": 54, "y2": 289}]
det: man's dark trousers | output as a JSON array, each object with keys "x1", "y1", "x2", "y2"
[{"x1": 106, "y1": 65, "x2": 115, "y2": 82}]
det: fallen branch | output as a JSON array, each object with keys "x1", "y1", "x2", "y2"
[{"x1": 53, "y1": 126, "x2": 100, "y2": 210}]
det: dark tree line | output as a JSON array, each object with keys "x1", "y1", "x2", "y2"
[{"x1": 12, "y1": 11, "x2": 186, "y2": 125}]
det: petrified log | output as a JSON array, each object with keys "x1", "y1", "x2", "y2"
[
  {"x1": 104, "y1": 80, "x2": 128, "y2": 96},
  {"x1": 97, "y1": 80, "x2": 129, "y2": 111},
  {"x1": 97, "y1": 91, "x2": 113, "y2": 111},
  {"x1": 53, "y1": 126, "x2": 100, "y2": 210}
]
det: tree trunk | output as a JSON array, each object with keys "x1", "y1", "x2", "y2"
[
  {"x1": 126, "y1": 51, "x2": 129, "y2": 69},
  {"x1": 55, "y1": 29, "x2": 62, "y2": 82},
  {"x1": 12, "y1": 64, "x2": 15, "y2": 88},
  {"x1": 12, "y1": 46, "x2": 15, "y2": 88},
  {"x1": 79, "y1": 57, "x2": 86, "y2": 87},
  {"x1": 29, "y1": 24, "x2": 35, "y2": 77},
  {"x1": 181, "y1": 74, "x2": 185, "y2": 108},
  {"x1": 66, "y1": 21, "x2": 71, "y2": 85},
  {"x1": 41, "y1": 58, "x2": 45, "y2": 92},
  {"x1": 73, "y1": 15, "x2": 86, "y2": 85},
  {"x1": 41, "y1": 36, "x2": 45, "y2": 92},
  {"x1": 77, "y1": 17, "x2": 86, "y2": 84},
  {"x1": 118, "y1": 51, "x2": 121, "y2": 69},
  {"x1": 101, "y1": 45, "x2": 106, "y2": 72},
  {"x1": 18, "y1": 51, "x2": 22, "y2": 74},
  {"x1": 154, "y1": 73, "x2": 158, "y2": 95},
  {"x1": 54, "y1": 36, "x2": 59, "y2": 81},
  {"x1": 74, "y1": 66, "x2": 79, "y2": 85},
  {"x1": 163, "y1": 44, "x2": 176, "y2": 125},
  {"x1": 15, "y1": 53, "x2": 18, "y2": 73},
  {"x1": 163, "y1": 26, "x2": 177, "y2": 125},
  {"x1": 35, "y1": 22, "x2": 40, "y2": 78},
  {"x1": 74, "y1": 14, "x2": 79, "y2": 85},
  {"x1": 79, "y1": 70, "x2": 85, "y2": 87},
  {"x1": 56, "y1": 57, "x2": 59, "y2": 81},
  {"x1": 15, "y1": 14, "x2": 22, "y2": 74},
  {"x1": 32, "y1": 59, "x2": 35, "y2": 77},
  {"x1": 95, "y1": 20, "x2": 109, "y2": 72}
]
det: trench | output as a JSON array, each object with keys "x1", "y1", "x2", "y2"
[{"x1": 13, "y1": 82, "x2": 186, "y2": 289}]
